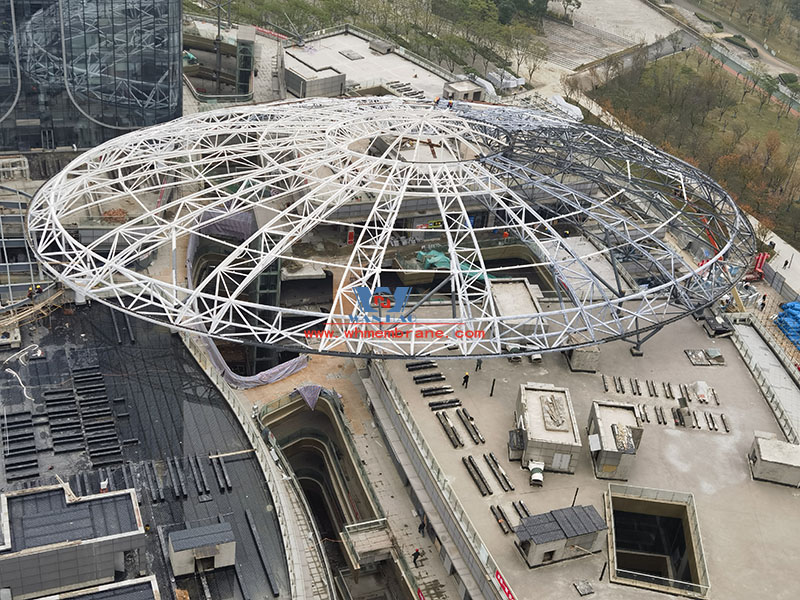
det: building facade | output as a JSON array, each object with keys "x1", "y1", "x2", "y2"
[{"x1": 0, "y1": 0, "x2": 181, "y2": 151}]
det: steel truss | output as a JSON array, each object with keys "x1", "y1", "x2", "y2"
[{"x1": 27, "y1": 97, "x2": 755, "y2": 358}]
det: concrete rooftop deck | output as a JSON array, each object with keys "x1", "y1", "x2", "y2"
[
  {"x1": 383, "y1": 315, "x2": 800, "y2": 600},
  {"x1": 288, "y1": 33, "x2": 447, "y2": 98}
]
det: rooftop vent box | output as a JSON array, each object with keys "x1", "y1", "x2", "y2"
[{"x1": 369, "y1": 39, "x2": 393, "y2": 54}]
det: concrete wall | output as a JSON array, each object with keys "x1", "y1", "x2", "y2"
[
  {"x1": 594, "y1": 449, "x2": 635, "y2": 480},
  {"x1": 522, "y1": 441, "x2": 581, "y2": 474},
  {"x1": 284, "y1": 69, "x2": 345, "y2": 98},
  {"x1": 305, "y1": 74, "x2": 346, "y2": 98},
  {"x1": 215, "y1": 541, "x2": 236, "y2": 569},
  {"x1": 526, "y1": 531, "x2": 605, "y2": 566},
  {"x1": 565, "y1": 345, "x2": 599, "y2": 373},
  {"x1": 169, "y1": 541, "x2": 236, "y2": 576},
  {"x1": 750, "y1": 439, "x2": 800, "y2": 486},
  {"x1": 169, "y1": 546, "x2": 194, "y2": 577},
  {"x1": 0, "y1": 534, "x2": 145, "y2": 600},
  {"x1": 528, "y1": 538, "x2": 564, "y2": 565}
]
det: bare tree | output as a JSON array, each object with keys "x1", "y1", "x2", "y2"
[
  {"x1": 666, "y1": 30, "x2": 684, "y2": 55},
  {"x1": 560, "y1": 73, "x2": 581, "y2": 100},
  {"x1": 757, "y1": 75, "x2": 779, "y2": 113},
  {"x1": 561, "y1": 0, "x2": 581, "y2": 19},
  {"x1": 601, "y1": 54, "x2": 622, "y2": 85},
  {"x1": 730, "y1": 119, "x2": 751, "y2": 146},
  {"x1": 525, "y1": 43, "x2": 549, "y2": 82}
]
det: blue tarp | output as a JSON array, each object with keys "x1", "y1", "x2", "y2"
[
  {"x1": 415, "y1": 250, "x2": 496, "y2": 281},
  {"x1": 775, "y1": 302, "x2": 800, "y2": 351}
]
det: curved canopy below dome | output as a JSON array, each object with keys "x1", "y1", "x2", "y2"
[{"x1": 27, "y1": 97, "x2": 755, "y2": 358}]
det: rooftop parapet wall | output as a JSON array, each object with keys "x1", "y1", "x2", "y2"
[{"x1": 0, "y1": 485, "x2": 144, "y2": 600}]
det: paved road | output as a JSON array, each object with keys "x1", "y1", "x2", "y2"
[{"x1": 670, "y1": 0, "x2": 800, "y2": 75}]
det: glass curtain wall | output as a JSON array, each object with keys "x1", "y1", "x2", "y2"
[{"x1": 0, "y1": 0, "x2": 181, "y2": 151}]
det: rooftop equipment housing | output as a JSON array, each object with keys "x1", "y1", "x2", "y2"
[
  {"x1": 509, "y1": 382, "x2": 582, "y2": 474},
  {"x1": 587, "y1": 401, "x2": 643, "y2": 481}
]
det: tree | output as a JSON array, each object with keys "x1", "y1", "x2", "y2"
[
  {"x1": 622, "y1": 44, "x2": 648, "y2": 87},
  {"x1": 498, "y1": 0, "x2": 515, "y2": 24},
  {"x1": 438, "y1": 35, "x2": 470, "y2": 72},
  {"x1": 789, "y1": 205, "x2": 800, "y2": 241},
  {"x1": 666, "y1": 30, "x2": 684, "y2": 55},
  {"x1": 601, "y1": 54, "x2": 622, "y2": 86},
  {"x1": 761, "y1": 130, "x2": 782, "y2": 174},
  {"x1": 520, "y1": 0, "x2": 548, "y2": 20},
  {"x1": 561, "y1": 0, "x2": 581, "y2": 19},
  {"x1": 757, "y1": 75, "x2": 779, "y2": 113},
  {"x1": 560, "y1": 73, "x2": 581, "y2": 100},
  {"x1": 507, "y1": 24, "x2": 546, "y2": 79},
  {"x1": 755, "y1": 218, "x2": 775, "y2": 245},
  {"x1": 523, "y1": 40, "x2": 549, "y2": 82},
  {"x1": 741, "y1": 64, "x2": 765, "y2": 102}
]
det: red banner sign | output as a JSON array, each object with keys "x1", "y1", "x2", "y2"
[{"x1": 495, "y1": 569, "x2": 515, "y2": 600}]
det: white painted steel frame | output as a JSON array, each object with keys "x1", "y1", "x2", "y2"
[{"x1": 27, "y1": 97, "x2": 755, "y2": 358}]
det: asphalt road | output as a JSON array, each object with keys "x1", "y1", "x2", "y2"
[{"x1": 669, "y1": 0, "x2": 800, "y2": 75}]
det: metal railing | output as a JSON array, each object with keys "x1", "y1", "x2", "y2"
[
  {"x1": 182, "y1": 74, "x2": 254, "y2": 104},
  {"x1": 727, "y1": 313, "x2": 800, "y2": 443},
  {"x1": 341, "y1": 518, "x2": 389, "y2": 561},
  {"x1": 180, "y1": 332, "x2": 335, "y2": 599},
  {"x1": 615, "y1": 569, "x2": 709, "y2": 596},
  {"x1": 371, "y1": 360, "x2": 512, "y2": 600}
]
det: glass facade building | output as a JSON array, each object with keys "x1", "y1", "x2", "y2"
[{"x1": 0, "y1": 0, "x2": 181, "y2": 151}]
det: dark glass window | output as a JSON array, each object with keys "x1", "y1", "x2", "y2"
[{"x1": 0, "y1": 0, "x2": 182, "y2": 151}]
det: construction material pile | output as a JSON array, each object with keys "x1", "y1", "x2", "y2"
[{"x1": 775, "y1": 302, "x2": 800, "y2": 350}]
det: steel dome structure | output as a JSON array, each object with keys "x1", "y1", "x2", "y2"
[{"x1": 27, "y1": 97, "x2": 755, "y2": 358}]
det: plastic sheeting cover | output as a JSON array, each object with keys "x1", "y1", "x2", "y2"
[{"x1": 187, "y1": 223, "x2": 308, "y2": 389}]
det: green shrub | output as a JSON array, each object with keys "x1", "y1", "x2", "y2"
[
  {"x1": 694, "y1": 12, "x2": 712, "y2": 23},
  {"x1": 779, "y1": 73, "x2": 798, "y2": 85},
  {"x1": 725, "y1": 35, "x2": 749, "y2": 49},
  {"x1": 713, "y1": 21, "x2": 723, "y2": 31},
  {"x1": 733, "y1": 34, "x2": 746, "y2": 42}
]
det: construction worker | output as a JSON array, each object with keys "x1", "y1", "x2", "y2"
[
  {"x1": 462, "y1": 372, "x2": 470, "y2": 388},
  {"x1": 412, "y1": 548, "x2": 421, "y2": 567},
  {"x1": 26, "y1": 286, "x2": 33, "y2": 299},
  {"x1": 35, "y1": 284, "x2": 42, "y2": 295}
]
